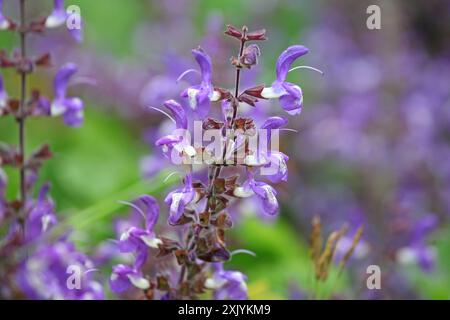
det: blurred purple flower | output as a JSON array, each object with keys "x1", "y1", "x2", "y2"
[
  {"x1": 118, "y1": 195, "x2": 162, "y2": 268},
  {"x1": 45, "y1": 0, "x2": 83, "y2": 42},
  {"x1": 205, "y1": 264, "x2": 248, "y2": 300},
  {"x1": 0, "y1": 0, "x2": 9, "y2": 30},
  {"x1": 51, "y1": 63, "x2": 84, "y2": 127},
  {"x1": 24, "y1": 183, "x2": 57, "y2": 242},
  {"x1": 110, "y1": 264, "x2": 149, "y2": 293},
  {"x1": 397, "y1": 214, "x2": 439, "y2": 272},
  {"x1": 0, "y1": 73, "x2": 7, "y2": 113},
  {"x1": 17, "y1": 240, "x2": 104, "y2": 300}
]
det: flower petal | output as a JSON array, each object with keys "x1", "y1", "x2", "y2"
[
  {"x1": 279, "y1": 83, "x2": 303, "y2": 115},
  {"x1": 163, "y1": 100, "x2": 187, "y2": 129},
  {"x1": 276, "y1": 45, "x2": 309, "y2": 82},
  {"x1": 45, "y1": 0, "x2": 67, "y2": 28},
  {"x1": 192, "y1": 47, "x2": 212, "y2": 85},
  {"x1": 54, "y1": 63, "x2": 78, "y2": 100}
]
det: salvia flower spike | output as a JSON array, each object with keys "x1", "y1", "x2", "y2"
[{"x1": 110, "y1": 24, "x2": 318, "y2": 300}]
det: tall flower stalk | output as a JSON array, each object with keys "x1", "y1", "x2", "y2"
[
  {"x1": 0, "y1": 0, "x2": 102, "y2": 299},
  {"x1": 110, "y1": 25, "x2": 315, "y2": 300}
]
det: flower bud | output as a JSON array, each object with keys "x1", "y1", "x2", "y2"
[
  {"x1": 240, "y1": 44, "x2": 260, "y2": 68},
  {"x1": 246, "y1": 28, "x2": 267, "y2": 41}
]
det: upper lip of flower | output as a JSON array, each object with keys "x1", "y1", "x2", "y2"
[{"x1": 275, "y1": 45, "x2": 309, "y2": 83}]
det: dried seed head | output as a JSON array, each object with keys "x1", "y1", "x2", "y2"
[
  {"x1": 338, "y1": 226, "x2": 364, "y2": 275},
  {"x1": 310, "y1": 215, "x2": 322, "y2": 265}
]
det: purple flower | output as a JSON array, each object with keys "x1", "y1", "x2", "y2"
[
  {"x1": 396, "y1": 214, "x2": 439, "y2": 272},
  {"x1": 51, "y1": 63, "x2": 84, "y2": 127},
  {"x1": 263, "y1": 151, "x2": 289, "y2": 183},
  {"x1": 0, "y1": 168, "x2": 6, "y2": 222},
  {"x1": 45, "y1": 0, "x2": 66, "y2": 28},
  {"x1": 25, "y1": 183, "x2": 57, "y2": 242},
  {"x1": 0, "y1": 0, "x2": 9, "y2": 30},
  {"x1": 32, "y1": 96, "x2": 52, "y2": 116},
  {"x1": 109, "y1": 264, "x2": 149, "y2": 293},
  {"x1": 155, "y1": 133, "x2": 196, "y2": 164},
  {"x1": 118, "y1": 195, "x2": 162, "y2": 268},
  {"x1": 0, "y1": 73, "x2": 8, "y2": 113},
  {"x1": 250, "y1": 180, "x2": 279, "y2": 216},
  {"x1": 261, "y1": 45, "x2": 309, "y2": 115},
  {"x1": 181, "y1": 47, "x2": 220, "y2": 117},
  {"x1": 164, "y1": 173, "x2": 196, "y2": 225},
  {"x1": 205, "y1": 264, "x2": 248, "y2": 300},
  {"x1": 17, "y1": 240, "x2": 104, "y2": 300},
  {"x1": 234, "y1": 176, "x2": 279, "y2": 216},
  {"x1": 45, "y1": 0, "x2": 83, "y2": 43}
]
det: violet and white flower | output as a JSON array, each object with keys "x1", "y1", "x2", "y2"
[
  {"x1": 17, "y1": 240, "x2": 104, "y2": 300},
  {"x1": 0, "y1": 168, "x2": 6, "y2": 222},
  {"x1": 250, "y1": 180, "x2": 279, "y2": 216},
  {"x1": 0, "y1": 73, "x2": 8, "y2": 112},
  {"x1": 109, "y1": 264, "x2": 150, "y2": 293},
  {"x1": 25, "y1": 183, "x2": 57, "y2": 242},
  {"x1": 234, "y1": 175, "x2": 279, "y2": 216},
  {"x1": 261, "y1": 45, "x2": 309, "y2": 115},
  {"x1": 263, "y1": 151, "x2": 289, "y2": 183},
  {"x1": 118, "y1": 195, "x2": 162, "y2": 268},
  {"x1": 51, "y1": 63, "x2": 85, "y2": 127},
  {"x1": 0, "y1": 0, "x2": 9, "y2": 30},
  {"x1": 181, "y1": 47, "x2": 220, "y2": 117},
  {"x1": 205, "y1": 264, "x2": 248, "y2": 300},
  {"x1": 164, "y1": 173, "x2": 196, "y2": 225},
  {"x1": 45, "y1": 0, "x2": 83, "y2": 42},
  {"x1": 396, "y1": 214, "x2": 439, "y2": 272}
]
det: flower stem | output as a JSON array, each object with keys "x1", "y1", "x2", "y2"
[
  {"x1": 212, "y1": 31, "x2": 247, "y2": 185},
  {"x1": 18, "y1": 0, "x2": 27, "y2": 236}
]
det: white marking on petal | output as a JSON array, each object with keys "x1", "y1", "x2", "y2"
[
  {"x1": 233, "y1": 187, "x2": 254, "y2": 198},
  {"x1": 0, "y1": 20, "x2": 10, "y2": 30},
  {"x1": 205, "y1": 278, "x2": 227, "y2": 289},
  {"x1": 396, "y1": 248, "x2": 417, "y2": 265},
  {"x1": 41, "y1": 215, "x2": 52, "y2": 232},
  {"x1": 45, "y1": 15, "x2": 66, "y2": 28},
  {"x1": 209, "y1": 90, "x2": 221, "y2": 101},
  {"x1": 51, "y1": 101, "x2": 66, "y2": 116},
  {"x1": 261, "y1": 87, "x2": 285, "y2": 99},
  {"x1": 262, "y1": 185, "x2": 276, "y2": 205},
  {"x1": 139, "y1": 235, "x2": 162, "y2": 248},
  {"x1": 119, "y1": 230, "x2": 130, "y2": 242},
  {"x1": 170, "y1": 193, "x2": 183, "y2": 214},
  {"x1": 187, "y1": 88, "x2": 199, "y2": 110},
  {"x1": 127, "y1": 274, "x2": 150, "y2": 290}
]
